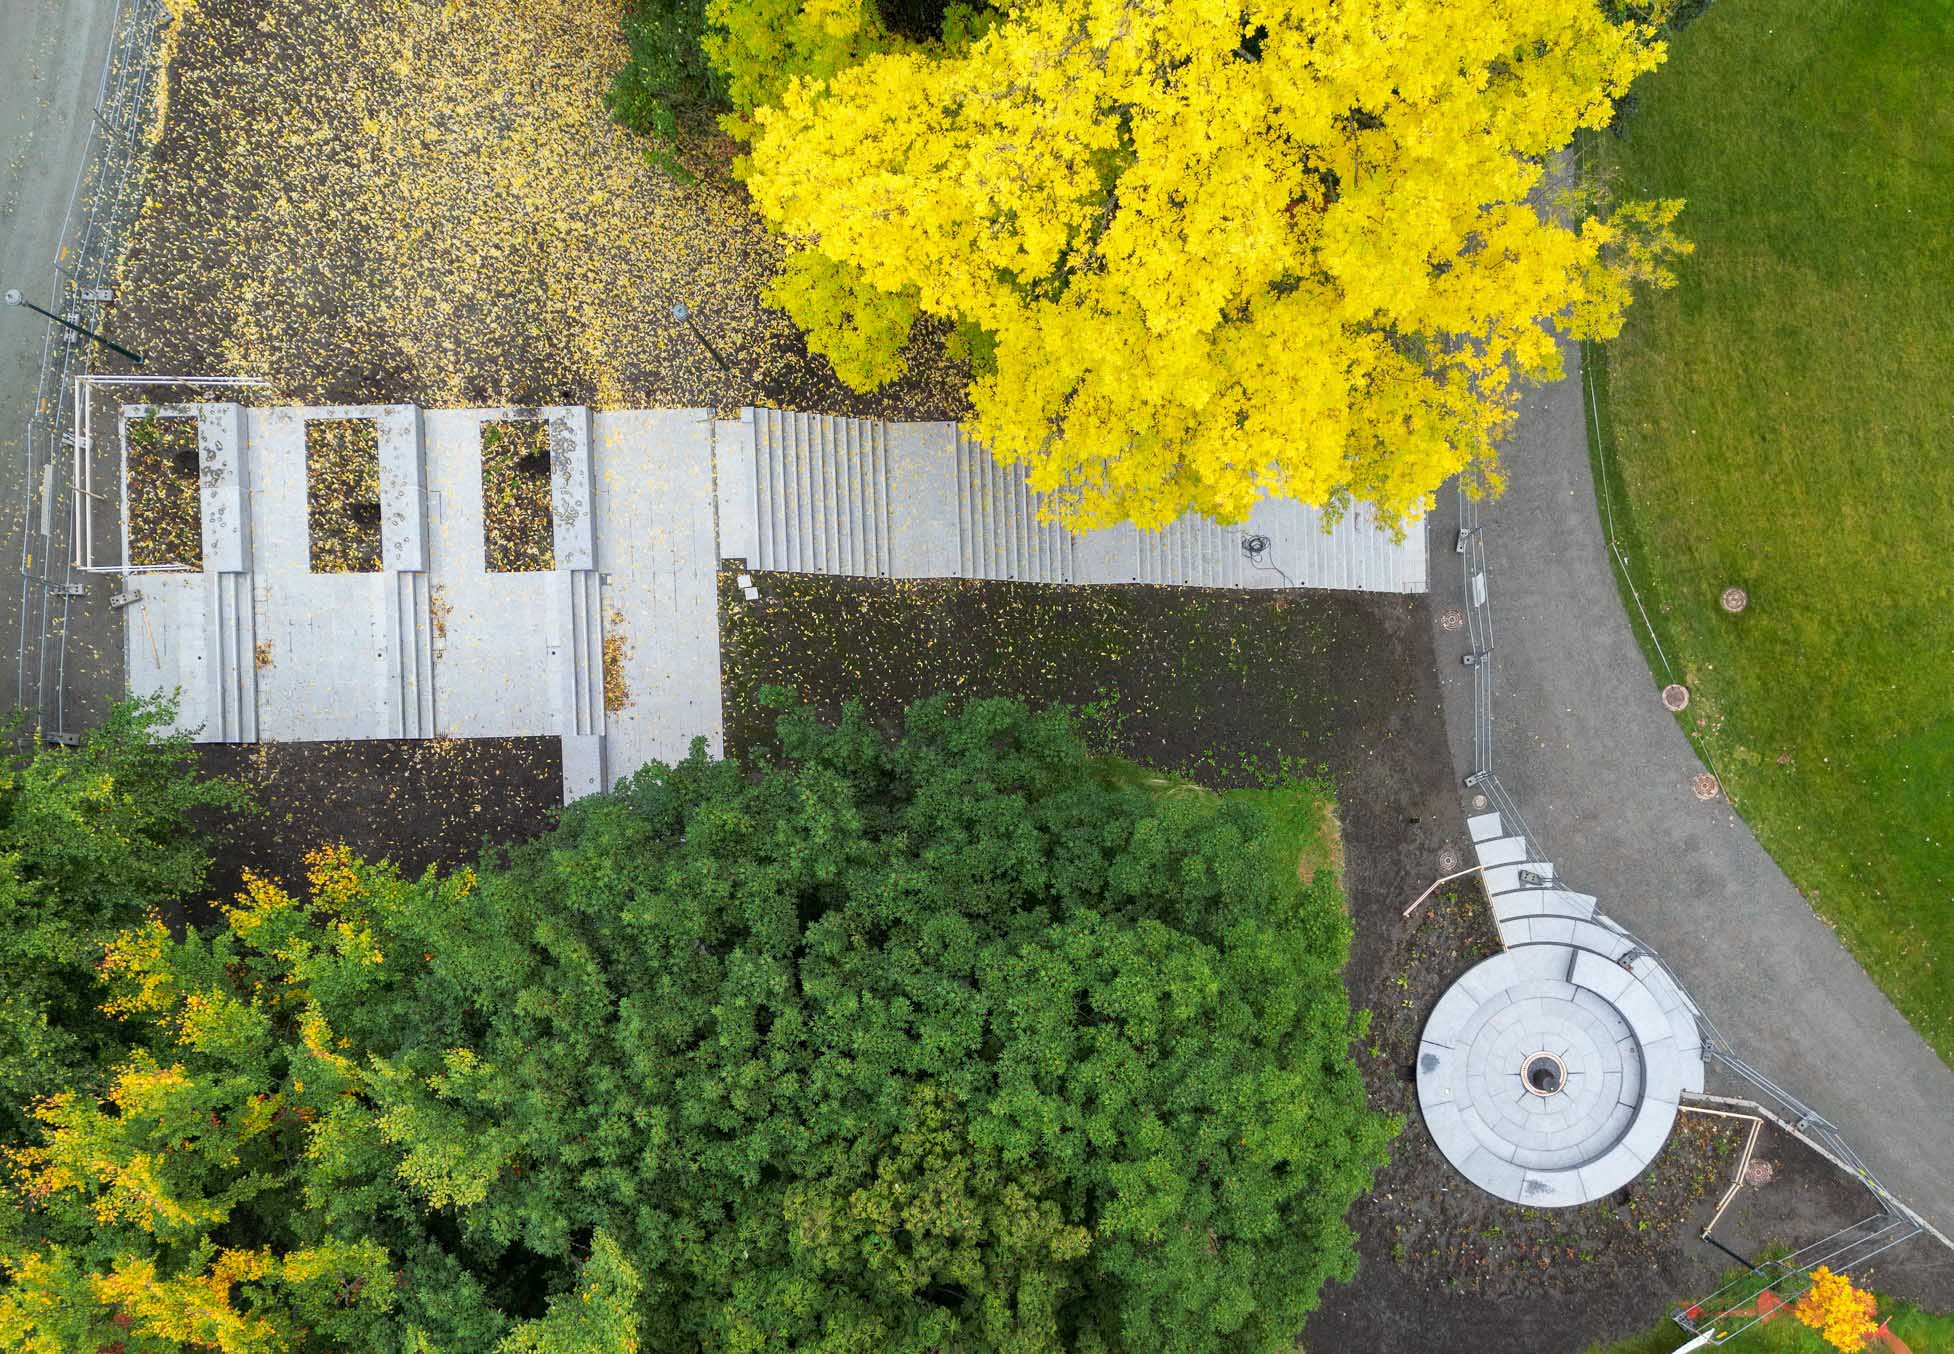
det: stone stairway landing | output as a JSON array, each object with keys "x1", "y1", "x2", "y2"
[{"x1": 716, "y1": 408, "x2": 1428, "y2": 593}]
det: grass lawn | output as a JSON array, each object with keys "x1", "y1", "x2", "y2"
[
  {"x1": 1583, "y1": 1297, "x2": 1954, "y2": 1354},
  {"x1": 1587, "y1": 0, "x2": 1954, "y2": 1063}
]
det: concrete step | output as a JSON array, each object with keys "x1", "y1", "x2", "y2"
[
  {"x1": 954, "y1": 427, "x2": 1073, "y2": 583},
  {"x1": 752, "y1": 409, "x2": 890, "y2": 575},
  {"x1": 729, "y1": 409, "x2": 1429, "y2": 592},
  {"x1": 1490, "y1": 888, "x2": 1599, "y2": 927},
  {"x1": 1503, "y1": 915, "x2": 1635, "y2": 967},
  {"x1": 552, "y1": 570, "x2": 605, "y2": 738},
  {"x1": 1473, "y1": 834, "x2": 1531, "y2": 868},
  {"x1": 1134, "y1": 514, "x2": 1246, "y2": 588},
  {"x1": 1625, "y1": 954, "x2": 1708, "y2": 1091},
  {"x1": 385, "y1": 571, "x2": 435, "y2": 738},
  {"x1": 204, "y1": 572, "x2": 257, "y2": 742}
]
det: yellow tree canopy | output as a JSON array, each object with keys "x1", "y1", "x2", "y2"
[{"x1": 740, "y1": 0, "x2": 1688, "y2": 529}]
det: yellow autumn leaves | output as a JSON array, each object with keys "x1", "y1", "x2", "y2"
[
  {"x1": 1795, "y1": 1267, "x2": 1883, "y2": 1352},
  {"x1": 740, "y1": 0, "x2": 1690, "y2": 529}
]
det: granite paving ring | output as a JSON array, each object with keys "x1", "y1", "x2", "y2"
[{"x1": 1415, "y1": 940, "x2": 1699, "y2": 1206}]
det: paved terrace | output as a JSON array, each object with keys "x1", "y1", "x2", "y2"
[
  {"x1": 1417, "y1": 809, "x2": 1707, "y2": 1207},
  {"x1": 124, "y1": 404, "x2": 1429, "y2": 800}
]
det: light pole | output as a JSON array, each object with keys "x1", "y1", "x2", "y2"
[
  {"x1": 4, "y1": 288, "x2": 143, "y2": 365},
  {"x1": 671, "y1": 302, "x2": 731, "y2": 376}
]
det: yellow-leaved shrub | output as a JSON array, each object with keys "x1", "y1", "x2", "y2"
[{"x1": 1794, "y1": 1266, "x2": 1882, "y2": 1352}]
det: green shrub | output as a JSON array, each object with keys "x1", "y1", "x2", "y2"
[
  {"x1": 0, "y1": 700, "x2": 242, "y2": 1146},
  {"x1": 604, "y1": 0, "x2": 723, "y2": 178},
  {"x1": 0, "y1": 696, "x2": 1393, "y2": 1351}
]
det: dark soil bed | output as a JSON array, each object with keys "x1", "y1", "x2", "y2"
[
  {"x1": 718, "y1": 569, "x2": 1954, "y2": 1352},
  {"x1": 481, "y1": 419, "x2": 555, "y2": 572},
  {"x1": 191, "y1": 736, "x2": 562, "y2": 923},
  {"x1": 305, "y1": 418, "x2": 383, "y2": 573},
  {"x1": 125, "y1": 412, "x2": 202, "y2": 568},
  {"x1": 103, "y1": 0, "x2": 965, "y2": 418}
]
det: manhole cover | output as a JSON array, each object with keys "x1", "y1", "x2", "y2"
[
  {"x1": 1439, "y1": 607, "x2": 1466, "y2": 632},
  {"x1": 1662, "y1": 684, "x2": 1690, "y2": 712},
  {"x1": 1745, "y1": 1159, "x2": 1775, "y2": 1187},
  {"x1": 1693, "y1": 773, "x2": 1721, "y2": 800},
  {"x1": 1470, "y1": 793, "x2": 1488, "y2": 810},
  {"x1": 1438, "y1": 847, "x2": 1460, "y2": 872},
  {"x1": 1721, "y1": 586, "x2": 1749, "y2": 614}
]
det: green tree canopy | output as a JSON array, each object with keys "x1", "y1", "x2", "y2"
[
  {"x1": 1, "y1": 696, "x2": 1391, "y2": 1352},
  {"x1": 0, "y1": 700, "x2": 241, "y2": 1146}
]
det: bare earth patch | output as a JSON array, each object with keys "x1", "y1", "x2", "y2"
[
  {"x1": 305, "y1": 418, "x2": 382, "y2": 573},
  {"x1": 480, "y1": 420, "x2": 554, "y2": 573},
  {"x1": 125, "y1": 412, "x2": 202, "y2": 568}
]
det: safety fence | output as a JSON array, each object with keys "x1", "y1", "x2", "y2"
[
  {"x1": 12, "y1": 0, "x2": 173, "y2": 736},
  {"x1": 1451, "y1": 473, "x2": 1937, "y2": 1254}
]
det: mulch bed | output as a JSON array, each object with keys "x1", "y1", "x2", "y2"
[
  {"x1": 189, "y1": 736, "x2": 562, "y2": 925},
  {"x1": 480, "y1": 420, "x2": 555, "y2": 572},
  {"x1": 305, "y1": 418, "x2": 383, "y2": 573},
  {"x1": 718, "y1": 570, "x2": 1450, "y2": 798},
  {"x1": 125, "y1": 412, "x2": 202, "y2": 568}
]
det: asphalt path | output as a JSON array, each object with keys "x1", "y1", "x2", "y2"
[
  {"x1": 1427, "y1": 339, "x2": 1954, "y2": 1245},
  {"x1": 2, "y1": 0, "x2": 120, "y2": 724}
]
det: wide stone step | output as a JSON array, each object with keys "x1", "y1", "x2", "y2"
[
  {"x1": 1473, "y1": 834, "x2": 1533, "y2": 868},
  {"x1": 1499, "y1": 914, "x2": 1632, "y2": 965},
  {"x1": 1491, "y1": 888, "x2": 1598, "y2": 927},
  {"x1": 954, "y1": 427, "x2": 1073, "y2": 583},
  {"x1": 732, "y1": 410, "x2": 1429, "y2": 592}
]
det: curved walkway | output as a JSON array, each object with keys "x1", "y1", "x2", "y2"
[{"x1": 1427, "y1": 337, "x2": 1954, "y2": 1241}]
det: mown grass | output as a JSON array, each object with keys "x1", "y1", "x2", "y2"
[
  {"x1": 1587, "y1": 0, "x2": 1954, "y2": 1062},
  {"x1": 1584, "y1": 1299, "x2": 1954, "y2": 1354}
]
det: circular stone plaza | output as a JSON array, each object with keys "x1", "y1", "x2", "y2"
[{"x1": 1417, "y1": 813, "x2": 1709, "y2": 1206}]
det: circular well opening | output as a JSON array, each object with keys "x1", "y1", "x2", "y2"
[{"x1": 1522, "y1": 1051, "x2": 1566, "y2": 1097}]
